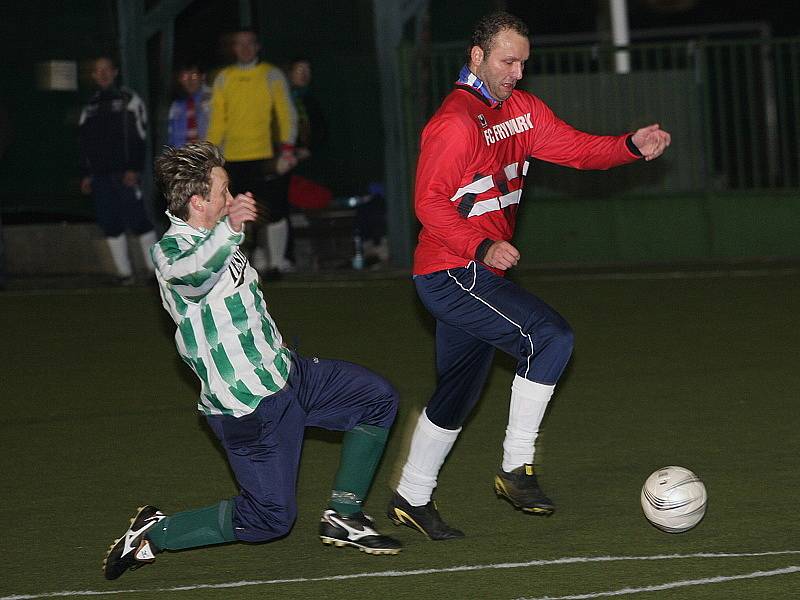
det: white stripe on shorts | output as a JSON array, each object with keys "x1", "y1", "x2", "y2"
[{"x1": 446, "y1": 262, "x2": 534, "y2": 378}]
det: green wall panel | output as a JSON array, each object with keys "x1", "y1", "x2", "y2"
[
  {"x1": 707, "y1": 192, "x2": 800, "y2": 257},
  {"x1": 612, "y1": 195, "x2": 709, "y2": 261},
  {"x1": 514, "y1": 191, "x2": 799, "y2": 265},
  {"x1": 515, "y1": 196, "x2": 617, "y2": 263}
]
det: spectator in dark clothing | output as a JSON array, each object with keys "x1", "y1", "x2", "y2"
[{"x1": 79, "y1": 55, "x2": 155, "y2": 284}]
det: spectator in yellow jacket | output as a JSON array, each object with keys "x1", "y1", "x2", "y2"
[{"x1": 207, "y1": 28, "x2": 297, "y2": 274}]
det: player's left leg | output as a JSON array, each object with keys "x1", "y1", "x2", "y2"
[
  {"x1": 293, "y1": 353, "x2": 402, "y2": 555},
  {"x1": 120, "y1": 180, "x2": 156, "y2": 270},
  {"x1": 91, "y1": 173, "x2": 133, "y2": 283},
  {"x1": 468, "y1": 266, "x2": 572, "y2": 515},
  {"x1": 122, "y1": 186, "x2": 156, "y2": 277},
  {"x1": 104, "y1": 385, "x2": 307, "y2": 580}
]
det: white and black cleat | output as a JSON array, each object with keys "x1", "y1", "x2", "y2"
[
  {"x1": 319, "y1": 509, "x2": 402, "y2": 555},
  {"x1": 103, "y1": 505, "x2": 165, "y2": 580}
]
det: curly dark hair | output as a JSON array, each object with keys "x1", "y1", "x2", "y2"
[
  {"x1": 469, "y1": 10, "x2": 530, "y2": 58},
  {"x1": 155, "y1": 141, "x2": 225, "y2": 220}
]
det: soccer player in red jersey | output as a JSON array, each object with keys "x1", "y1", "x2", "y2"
[{"x1": 388, "y1": 11, "x2": 670, "y2": 540}]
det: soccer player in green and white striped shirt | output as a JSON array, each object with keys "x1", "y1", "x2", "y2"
[{"x1": 103, "y1": 142, "x2": 401, "y2": 581}]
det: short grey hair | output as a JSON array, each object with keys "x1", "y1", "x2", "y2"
[{"x1": 155, "y1": 141, "x2": 225, "y2": 220}]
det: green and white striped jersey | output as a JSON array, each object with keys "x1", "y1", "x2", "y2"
[{"x1": 151, "y1": 212, "x2": 291, "y2": 417}]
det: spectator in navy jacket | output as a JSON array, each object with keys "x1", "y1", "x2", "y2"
[{"x1": 79, "y1": 55, "x2": 155, "y2": 284}]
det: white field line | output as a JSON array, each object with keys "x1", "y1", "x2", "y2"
[
  {"x1": 516, "y1": 565, "x2": 800, "y2": 600},
  {"x1": 2, "y1": 550, "x2": 799, "y2": 600}
]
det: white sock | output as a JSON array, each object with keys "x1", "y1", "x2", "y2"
[
  {"x1": 106, "y1": 234, "x2": 132, "y2": 277},
  {"x1": 266, "y1": 218, "x2": 290, "y2": 270},
  {"x1": 137, "y1": 230, "x2": 157, "y2": 273},
  {"x1": 501, "y1": 375, "x2": 555, "y2": 472},
  {"x1": 251, "y1": 247, "x2": 269, "y2": 271},
  {"x1": 396, "y1": 410, "x2": 461, "y2": 506}
]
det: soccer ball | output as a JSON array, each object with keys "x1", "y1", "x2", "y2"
[{"x1": 640, "y1": 466, "x2": 707, "y2": 533}]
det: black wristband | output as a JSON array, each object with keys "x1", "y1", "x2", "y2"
[
  {"x1": 626, "y1": 134, "x2": 643, "y2": 157},
  {"x1": 475, "y1": 238, "x2": 494, "y2": 262}
]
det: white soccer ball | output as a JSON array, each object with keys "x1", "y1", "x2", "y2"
[{"x1": 640, "y1": 466, "x2": 707, "y2": 533}]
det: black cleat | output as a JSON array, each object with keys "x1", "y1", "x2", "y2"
[
  {"x1": 319, "y1": 510, "x2": 402, "y2": 555},
  {"x1": 494, "y1": 464, "x2": 555, "y2": 515},
  {"x1": 103, "y1": 505, "x2": 165, "y2": 580},
  {"x1": 387, "y1": 492, "x2": 464, "y2": 540}
]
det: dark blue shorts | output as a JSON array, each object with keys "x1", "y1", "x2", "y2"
[
  {"x1": 206, "y1": 353, "x2": 397, "y2": 543},
  {"x1": 415, "y1": 261, "x2": 574, "y2": 428},
  {"x1": 91, "y1": 173, "x2": 153, "y2": 237},
  {"x1": 225, "y1": 160, "x2": 290, "y2": 223}
]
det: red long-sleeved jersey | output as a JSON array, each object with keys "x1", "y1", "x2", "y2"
[{"x1": 413, "y1": 84, "x2": 641, "y2": 276}]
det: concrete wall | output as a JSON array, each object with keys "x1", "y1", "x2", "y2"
[
  {"x1": 4, "y1": 190, "x2": 797, "y2": 276},
  {"x1": 515, "y1": 191, "x2": 800, "y2": 264},
  {"x1": 4, "y1": 222, "x2": 151, "y2": 275}
]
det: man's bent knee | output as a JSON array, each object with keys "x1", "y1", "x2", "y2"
[
  {"x1": 369, "y1": 377, "x2": 399, "y2": 428},
  {"x1": 233, "y1": 501, "x2": 297, "y2": 542},
  {"x1": 550, "y1": 322, "x2": 574, "y2": 357},
  {"x1": 525, "y1": 320, "x2": 574, "y2": 384}
]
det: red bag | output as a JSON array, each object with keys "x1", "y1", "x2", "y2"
[{"x1": 288, "y1": 175, "x2": 333, "y2": 210}]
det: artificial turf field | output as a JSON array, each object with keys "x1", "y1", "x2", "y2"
[{"x1": 1, "y1": 264, "x2": 799, "y2": 599}]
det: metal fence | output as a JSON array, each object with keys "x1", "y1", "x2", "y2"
[{"x1": 400, "y1": 36, "x2": 800, "y2": 196}]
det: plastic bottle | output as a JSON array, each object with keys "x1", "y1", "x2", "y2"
[{"x1": 352, "y1": 228, "x2": 364, "y2": 270}]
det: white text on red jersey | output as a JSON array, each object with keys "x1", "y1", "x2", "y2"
[{"x1": 482, "y1": 113, "x2": 533, "y2": 146}]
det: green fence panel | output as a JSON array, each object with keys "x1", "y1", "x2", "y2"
[
  {"x1": 401, "y1": 37, "x2": 800, "y2": 196},
  {"x1": 398, "y1": 37, "x2": 800, "y2": 264},
  {"x1": 519, "y1": 69, "x2": 703, "y2": 197}
]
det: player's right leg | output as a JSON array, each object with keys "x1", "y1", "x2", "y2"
[
  {"x1": 389, "y1": 319, "x2": 495, "y2": 539},
  {"x1": 262, "y1": 173, "x2": 294, "y2": 273}
]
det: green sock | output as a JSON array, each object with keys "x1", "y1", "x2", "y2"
[
  {"x1": 329, "y1": 424, "x2": 389, "y2": 516},
  {"x1": 146, "y1": 499, "x2": 236, "y2": 551}
]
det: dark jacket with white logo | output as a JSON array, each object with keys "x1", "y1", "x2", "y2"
[{"x1": 79, "y1": 86, "x2": 147, "y2": 176}]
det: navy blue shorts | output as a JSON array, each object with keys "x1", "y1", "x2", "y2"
[
  {"x1": 415, "y1": 261, "x2": 574, "y2": 429},
  {"x1": 91, "y1": 173, "x2": 153, "y2": 237},
  {"x1": 206, "y1": 353, "x2": 397, "y2": 543}
]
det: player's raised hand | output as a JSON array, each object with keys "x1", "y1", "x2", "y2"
[
  {"x1": 484, "y1": 240, "x2": 520, "y2": 271},
  {"x1": 227, "y1": 192, "x2": 259, "y2": 232},
  {"x1": 631, "y1": 124, "x2": 671, "y2": 161}
]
